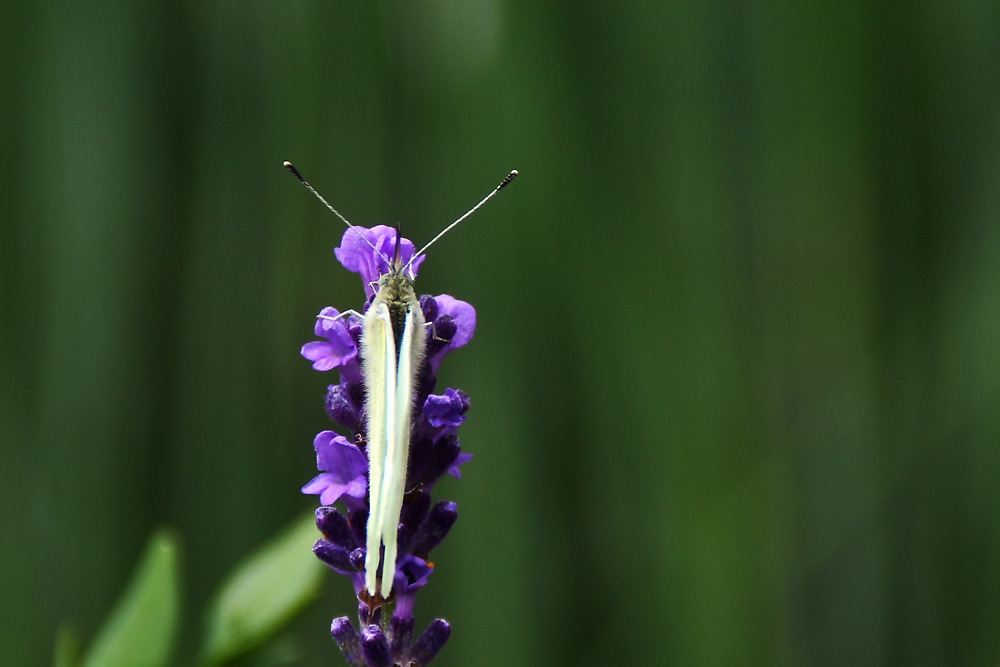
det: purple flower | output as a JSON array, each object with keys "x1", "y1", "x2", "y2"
[
  {"x1": 302, "y1": 225, "x2": 475, "y2": 666},
  {"x1": 334, "y1": 225, "x2": 426, "y2": 299},
  {"x1": 301, "y1": 307, "x2": 362, "y2": 383},
  {"x1": 421, "y1": 294, "x2": 476, "y2": 374},
  {"x1": 423, "y1": 388, "x2": 469, "y2": 433},
  {"x1": 394, "y1": 554, "x2": 433, "y2": 596},
  {"x1": 431, "y1": 295, "x2": 475, "y2": 349},
  {"x1": 301, "y1": 432, "x2": 368, "y2": 506}
]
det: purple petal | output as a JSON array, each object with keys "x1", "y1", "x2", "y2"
[
  {"x1": 300, "y1": 342, "x2": 338, "y2": 371},
  {"x1": 301, "y1": 473, "x2": 361, "y2": 507},
  {"x1": 425, "y1": 295, "x2": 476, "y2": 372},
  {"x1": 396, "y1": 553, "x2": 433, "y2": 592},
  {"x1": 301, "y1": 432, "x2": 368, "y2": 505},
  {"x1": 301, "y1": 473, "x2": 338, "y2": 504},
  {"x1": 432, "y1": 295, "x2": 476, "y2": 348},
  {"x1": 423, "y1": 388, "x2": 469, "y2": 432},
  {"x1": 448, "y1": 452, "x2": 473, "y2": 479},
  {"x1": 334, "y1": 226, "x2": 424, "y2": 298},
  {"x1": 301, "y1": 307, "x2": 358, "y2": 371},
  {"x1": 373, "y1": 554, "x2": 433, "y2": 623}
]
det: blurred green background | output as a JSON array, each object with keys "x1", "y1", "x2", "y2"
[{"x1": 3, "y1": 0, "x2": 1000, "y2": 664}]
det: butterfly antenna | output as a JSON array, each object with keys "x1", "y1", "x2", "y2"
[
  {"x1": 408, "y1": 169, "x2": 519, "y2": 268},
  {"x1": 283, "y1": 161, "x2": 356, "y2": 229},
  {"x1": 283, "y1": 160, "x2": 390, "y2": 264}
]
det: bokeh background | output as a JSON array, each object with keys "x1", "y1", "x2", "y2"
[{"x1": 3, "y1": 0, "x2": 1000, "y2": 665}]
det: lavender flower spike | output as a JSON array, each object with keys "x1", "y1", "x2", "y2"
[{"x1": 301, "y1": 225, "x2": 478, "y2": 666}]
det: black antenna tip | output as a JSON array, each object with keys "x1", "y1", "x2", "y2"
[
  {"x1": 283, "y1": 161, "x2": 305, "y2": 182},
  {"x1": 498, "y1": 169, "x2": 518, "y2": 191}
]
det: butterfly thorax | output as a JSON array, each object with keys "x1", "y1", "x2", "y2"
[{"x1": 371, "y1": 265, "x2": 421, "y2": 354}]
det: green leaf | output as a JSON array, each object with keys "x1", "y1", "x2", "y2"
[
  {"x1": 53, "y1": 623, "x2": 82, "y2": 667},
  {"x1": 82, "y1": 530, "x2": 181, "y2": 667},
  {"x1": 199, "y1": 511, "x2": 324, "y2": 666}
]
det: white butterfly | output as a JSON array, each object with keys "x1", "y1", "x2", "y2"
[
  {"x1": 286, "y1": 162, "x2": 517, "y2": 598},
  {"x1": 360, "y1": 247, "x2": 427, "y2": 598}
]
